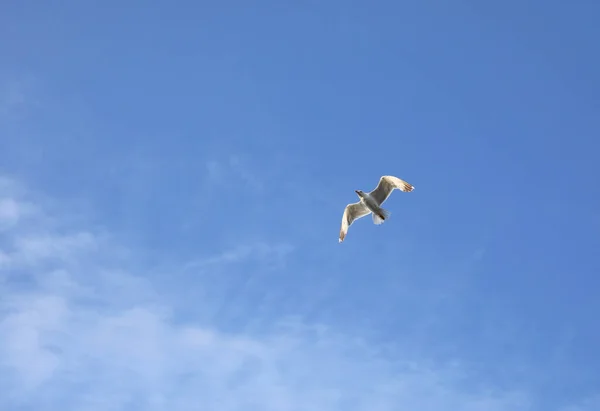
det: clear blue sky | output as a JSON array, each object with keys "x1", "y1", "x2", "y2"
[{"x1": 1, "y1": 1, "x2": 599, "y2": 410}]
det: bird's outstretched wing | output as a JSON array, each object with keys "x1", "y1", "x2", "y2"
[
  {"x1": 339, "y1": 202, "x2": 370, "y2": 243},
  {"x1": 368, "y1": 175, "x2": 414, "y2": 206}
]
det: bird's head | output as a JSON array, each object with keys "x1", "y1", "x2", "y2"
[{"x1": 355, "y1": 190, "x2": 365, "y2": 198}]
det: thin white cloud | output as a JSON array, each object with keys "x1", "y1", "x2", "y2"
[
  {"x1": 228, "y1": 154, "x2": 263, "y2": 191},
  {"x1": 184, "y1": 242, "x2": 294, "y2": 272},
  {"x1": 0, "y1": 175, "x2": 588, "y2": 411},
  {"x1": 206, "y1": 160, "x2": 222, "y2": 182},
  {"x1": 560, "y1": 395, "x2": 600, "y2": 411},
  {"x1": 0, "y1": 75, "x2": 42, "y2": 128},
  {"x1": 0, "y1": 198, "x2": 20, "y2": 225},
  {"x1": 0, "y1": 177, "x2": 36, "y2": 230},
  {"x1": 204, "y1": 154, "x2": 263, "y2": 192},
  {"x1": 0, "y1": 78, "x2": 27, "y2": 117}
]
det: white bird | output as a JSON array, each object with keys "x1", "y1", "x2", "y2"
[{"x1": 339, "y1": 175, "x2": 414, "y2": 243}]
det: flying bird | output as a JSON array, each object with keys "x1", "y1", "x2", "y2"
[{"x1": 339, "y1": 175, "x2": 414, "y2": 243}]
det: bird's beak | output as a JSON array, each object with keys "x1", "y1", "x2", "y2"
[{"x1": 355, "y1": 190, "x2": 360, "y2": 195}]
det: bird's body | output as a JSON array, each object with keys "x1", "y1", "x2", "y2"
[
  {"x1": 338, "y1": 175, "x2": 414, "y2": 243},
  {"x1": 357, "y1": 192, "x2": 387, "y2": 220}
]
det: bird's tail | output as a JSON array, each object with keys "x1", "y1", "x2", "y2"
[{"x1": 372, "y1": 208, "x2": 390, "y2": 225}]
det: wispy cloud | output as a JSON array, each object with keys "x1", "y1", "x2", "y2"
[
  {"x1": 0, "y1": 175, "x2": 575, "y2": 411},
  {"x1": 184, "y1": 242, "x2": 294, "y2": 272},
  {"x1": 0, "y1": 198, "x2": 21, "y2": 226},
  {"x1": 0, "y1": 75, "x2": 40, "y2": 127},
  {"x1": 0, "y1": 177, "x2": 34, "y2": 226},
  {"x1": 0, "y1": 78, "x2": 26, "y2": 118},
  {"x1": 228, "y1": 154, "x2": 264, "y2": 191},
  {"x1": 204, "y1": 154, "x2": 264, "y2": 192},
  {"x1": 561, "y1": 395, "x2": 600, "y2": 411}
]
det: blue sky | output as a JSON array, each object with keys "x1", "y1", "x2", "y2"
[{"x1": 1, "y1": 1, "x2": 599, "y2": 410}]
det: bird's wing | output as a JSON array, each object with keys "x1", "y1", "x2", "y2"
[
  {"x1": 368, "y1": 175, "x2": 414, "y2": 205},
  {"x1": 339, "y1": 201, "x2": 370, "y2": 243}
]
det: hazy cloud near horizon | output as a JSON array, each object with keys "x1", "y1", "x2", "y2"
[{"x1": 0, "y1": 175, "x2": 541, "y2": 411}]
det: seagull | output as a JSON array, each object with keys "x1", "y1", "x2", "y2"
[{"x1": 339, "y1": 175, "x2": 414, "y2": 243}]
